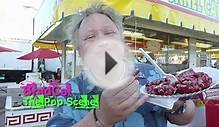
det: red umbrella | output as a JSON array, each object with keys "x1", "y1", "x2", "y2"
[
  {"x1": 17, "y1": 48, "x2": 62, "y2": 60},
  {"x1": 0, "y1": 46, "x2": 19, "y2": 52}
]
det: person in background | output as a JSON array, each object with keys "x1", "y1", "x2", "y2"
[
  {"x1": 214, "y1": 62, "x2": 218, "y2": 68},
  {"x1": 47, "y1": 3, "x2": 195, "y2": 127},
  {"x1": 38, "y1": 59, "x2": 46, "y2": 80},
  {"x1": 55, "y1": 68, "x2": 61, "y2": 83},
  {"x1": 214, "y1": 59, "x2": 219, "y2": 69},
  {"x1": 38, "y1": 59, "x2": 45, "y2": 73},
  {"x1": 44, "y1": 72, "x2": 55, "y2": 83}
]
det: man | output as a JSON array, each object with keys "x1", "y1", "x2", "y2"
[{"x1": 47, "y1": 3, "x2": 195, "y2": 127}]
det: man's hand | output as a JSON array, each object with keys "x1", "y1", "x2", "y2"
[
  {"x1": 96, "y1": 76, "x2": 148, "y2": 126},
  {"x1": 167, "y1": 100, "x2": 195, "y2": 125},
  {"x1": 166, "y1": 100, "x2": 185, "y2": 114}
]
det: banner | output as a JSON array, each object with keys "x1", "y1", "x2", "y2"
[{"x1": 159, "y1": 0, "x2": 219, "y2": 21}]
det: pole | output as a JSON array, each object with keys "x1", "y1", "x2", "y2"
[
  {"x1": 33, "y1": 18, "x2": 35, "y2": 36},
  {"x1": 61, "y1": 41, "x2": 67, "y2": 82},
  {"x1": 188, "y1": 38, "x2": 197, "y2": 68},
  {"x1": 31, "y1": 18, "x2": 35, "y2": 72},
  {"x1": 73, "y1": 49, "x2": 76, "y2": 77}
]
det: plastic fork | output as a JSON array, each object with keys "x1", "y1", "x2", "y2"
[{"x1": 139, "y1": 48, "x2": 178, "y2": 83}]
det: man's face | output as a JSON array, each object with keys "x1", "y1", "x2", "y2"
[
  {"x1": 77, "y1": 13, "x2": 128, "y2": 88},
  {"x1": 78, "y1": 13, "x2": 122, "y2": 56}
]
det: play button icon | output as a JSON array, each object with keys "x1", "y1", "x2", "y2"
[
  {"x1": 82, "y1": 39, "x2": 134, "y2": 89},
  {"x1": 105, "y1": 51, "x2": 117, "y2": 75}
]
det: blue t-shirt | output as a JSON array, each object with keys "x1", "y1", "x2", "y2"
[{"x1": 46, "y1": 63, "x2": 167, "y2": 127}]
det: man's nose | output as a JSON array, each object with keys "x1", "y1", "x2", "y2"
[
  {"x1": 97, "y1": 40, "x2": 109, "y2": 47},
  {"x1": 96, "y1": 33, "x2": 109, "y2": 47}
]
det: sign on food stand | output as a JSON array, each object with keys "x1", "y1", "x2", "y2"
[{"x1": 158, "y1": 0, "x2": 219, "y2": 20}]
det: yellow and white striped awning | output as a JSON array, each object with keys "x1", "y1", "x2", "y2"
[{"x1": 33, "y1": 40, "x2": 73, "y2": 51}]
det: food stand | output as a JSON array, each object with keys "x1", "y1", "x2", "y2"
[
  {"x1": 4, "y1": 73, "x2": 54, "y2": 127},
  {"x1": 5, "y1": 96, "x2": 54, "y2": 127}
]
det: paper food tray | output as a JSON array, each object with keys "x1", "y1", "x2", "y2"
[{"x1": 140, "y1": 82, "x2": 218, "y2": 99}]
